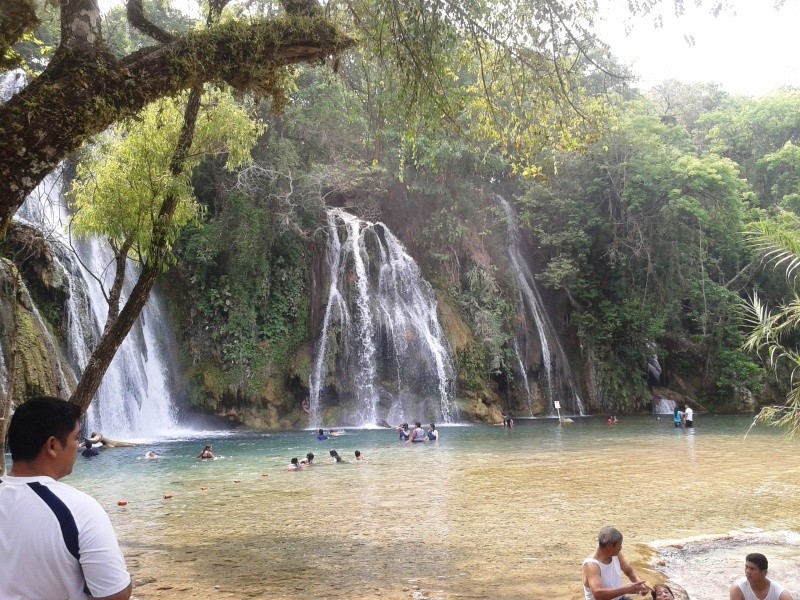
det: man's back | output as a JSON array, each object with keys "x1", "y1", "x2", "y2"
[{"x1": 0, "y1": 475, "x2": 130, "y2": 599}]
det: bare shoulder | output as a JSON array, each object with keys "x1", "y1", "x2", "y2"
[
  {"x1": 729, "y1": 582, "x2": 744, "y2": 600},
  {"x1": 777, "y1": 590, "x2": 792, "y2": 600}
]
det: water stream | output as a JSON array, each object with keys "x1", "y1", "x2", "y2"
[
  {"x1": 497, "y1": 195, "x2": 584, "y2": 415},
  {"x1": 16, "y1": 169, "x2": 182, "y2": 439},
  {"x1": 309, "y1": 209, "x2": 457, "y2": 428}
]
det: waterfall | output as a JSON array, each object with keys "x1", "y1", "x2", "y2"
[
  {"x1": 309, "y1": 209, "x2": 457, "y2": 427},
  {"x1": 652, "y1": 397, "x2": 676, "y2": 415},
  {"x1": 15, "y1": 159, "x2": 182, "y2": 440},
  {"x1": 497, "y1": 195, "x2": 584, "y2": 415}
]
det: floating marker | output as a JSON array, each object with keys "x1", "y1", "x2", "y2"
[{"x1": 118, "y1": 500, "x2": 128, "y2": 506}]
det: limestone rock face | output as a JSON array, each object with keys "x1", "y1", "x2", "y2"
[{"x1": 0, "y1": 258, "x2": 73, "y2": 406}]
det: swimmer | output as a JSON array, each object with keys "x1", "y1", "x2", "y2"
[
  {"x1": 408, "y1": 421, "x2": 426, "y2": 443},
  {"x1": 286, "y1": 457, "x2": 301, "y2": 471},
  {"x1": 354, "y1": 450, "x2": 369, "y2": 461},
  {"x1": 300, "y1": 452, "x2": 315, "y2": 466},
  {"x1": 651, "y1": 584, "x2": 674, "y2": 599},
  {"x1": 144, "y1": 451, "x2": 159, "y2": 460},
  {"x1": 427, "y1": 423, "x2": 439, "y2": 441},
  {"x1": 330, "y1": 449, "x2": 346, "y2": 463},
  {"x1": 196, "y1": 445, "x2": 215, "y2": 459},
  {"x1": 316, "y1": 429, "x2": 329, "y2": 441}
]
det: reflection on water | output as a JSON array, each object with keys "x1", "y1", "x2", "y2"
[{"x1": 50, "y1": 417, "x2": 800, "y2": 598}]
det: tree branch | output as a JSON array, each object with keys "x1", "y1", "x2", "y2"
[
  {"x1": 0, "y1": 15, "x2": 353, "y2": 235},
  {"x1": 0, "y1": 0, "x2": 38, "y2": 68},
  {"x1": 126, "y1": 0, "x2": 175, "y2": 44}
]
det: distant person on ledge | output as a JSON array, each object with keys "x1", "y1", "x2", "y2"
[
  {"x1": 0, "y1": 396, "x2": 132, "y2": 600},
  {"x1": 582, "y1": 526, "x2": 649, "y2": 600},
  {"x1": 730, "y1": 553, "x2": 792, "y2": 600}
]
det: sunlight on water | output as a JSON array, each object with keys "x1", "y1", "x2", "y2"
[{"x1": 51, "y1": 416, "x2": 800, "y2": 599}]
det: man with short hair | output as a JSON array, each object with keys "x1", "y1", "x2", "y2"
[
  {"x1": 730, "y1": 553, "x2": 792, "y2": 600},
  {"x1": 582, "y1": 526, "x2": 649, "y2": 600},
  {"x1": 0, "y1": 396, "x2": 132, "y2": 600}
]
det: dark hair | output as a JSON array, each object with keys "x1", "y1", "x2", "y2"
[
  {"x1": 329, "y1": 449, "x2": 338, "y2": 456},
  {"x1": 745, "y1": 553, "x2": 768, "y2": 571},
  {"x1": 306, "y1": 452, "x2": 314, "y2": 461},
  {"x1": 651, "y1": 584, "x2": 673, "y2": 599},
  {"x1": 318, "y1": 429, "x2": 324, "y2": 435},
  {"x1": 429, "y1": 423, "x2": 436, "y2": 429},
  {"x1": 597, "y1": 526, "x2": 623, "y2": 548},
  {"x1": 291, "y1": 457, "x2": 299, "y2": 465},
  {"x1": 354, "y1": 450, "x2": 361, "y2": 457},
  {"x1": 415, "y1": 421, "x2": 421, "y2": 428},
  {"x1": 8, "y1": 396, "x2": 82, "y2": 462}
]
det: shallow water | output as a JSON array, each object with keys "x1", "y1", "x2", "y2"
[{"x1": 58, "y1": 416, "x2": 800, "y2": 598}]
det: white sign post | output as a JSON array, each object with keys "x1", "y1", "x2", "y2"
[{"x1": 554, "y1": 401, "x2": 562, "y2": 424}]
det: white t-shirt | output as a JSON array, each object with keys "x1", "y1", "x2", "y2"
[
  {"x1": 684, "y1": 407, "x2": 694, "y2": 422},
  {"x1": 736, "y1": 577, "x2": 787, "y2": 600},
  {"x1": 0, "y1": 475, "x2": 130, "y2": 599}
]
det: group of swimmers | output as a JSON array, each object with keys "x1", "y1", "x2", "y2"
[
  {"x1": 286, "y1": 449, "x2": 369, "y2": 470},
  {"x1": 396, "y1": 421, "x2": 439, "y2": 442}
]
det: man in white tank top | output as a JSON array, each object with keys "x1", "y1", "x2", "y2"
[
  {"x1": 730, "y1": 553, "x2": 792, "y2": 600},
  {"x1": 582, "y1": 526, "x2": 650, "y2": 600}
]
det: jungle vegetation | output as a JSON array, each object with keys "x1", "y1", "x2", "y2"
[{"x1": 2, "y1": 0, "x2": 800, "y2": 447}]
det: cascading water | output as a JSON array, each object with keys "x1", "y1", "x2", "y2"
[
  {"x1": 4, "y1": 70, "x2": 182, "y2": 438},
  {"x1": 309, "y1": 209, "x2": 457, "y2": 427},
  {"x1": 497, "y1": 195, "x2": 584, "y2": 415},
  {"x1": 17, "y1": 170, "x2": 182, "y2": 439}
]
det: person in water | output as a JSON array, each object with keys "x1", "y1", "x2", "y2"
[
  {"x1": 286, "y1": 457, "x2": 301, "y2": 471},
  {"x1": 144, "y1": 451, "x2": 159, "y2": 460},
  {"x1": 196, "y1": 445, "x2": 215, "y2": 459},
  {"x1": 316, "y1": 429, "x2": 329, "y2": 441},
  {"x1": 354, "y1": 450, "x2": 370, "y2": 461},
  {"x1": 397, "y1": 423, "x2": 410, "y2": 441},
  {"x1": 300, "y1": 452, "x2": 315, "y2": 466},
  {"x1": 329, "y1": 449, "x2": 346, "y2": 463},
  {"x1": 81, "y1": 440, "x2": 99, "y2": 457},
  {"x1": 408, "y1": 421, "x2": 426, "y2": 443},
  {"x1": 503, "y1": 412, "x2": 514, "y2": 428},
  {"x1": 427, "y1": 423, "x2": 439, "y2": 441},
  {"x1": 651, "y1": 584, "x2": 674, "y2": 599},
  {"x1": 673, "y1": 408, "x2": 683, "y2": 429}
]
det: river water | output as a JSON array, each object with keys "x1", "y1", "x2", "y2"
[{"x1": 58, "y1": 416, "x2": 800, "y2": 599}]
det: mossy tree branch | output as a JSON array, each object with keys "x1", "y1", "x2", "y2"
[{"x1": 0, "y1": 13, "x2": 352, "y2": 236}]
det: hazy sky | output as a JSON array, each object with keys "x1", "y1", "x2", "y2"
[{"x1": 594, "y1": 1, "x2": 800, "y2": 96}]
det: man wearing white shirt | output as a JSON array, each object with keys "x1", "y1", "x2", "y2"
[
  {"x1": 683, "y1": 405, "x2": 694, "y2": 428},
  {"x1": 730, "y1": 553, "x2": 792, "y2": 600},
  {"x1": 0, "y1": 396, "x2": 131, "y2": 600}
]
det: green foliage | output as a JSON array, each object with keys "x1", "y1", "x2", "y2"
[{"x1": 71, "y1": 89, "x2": 263, "y2": 265}]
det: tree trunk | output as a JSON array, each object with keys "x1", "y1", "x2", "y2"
[
  {"x1": 0, "y1": 260, "x2": 19, "y2": 476},
  {"x1": 70, "y1": 86, "x2": 202, "y2": 412}
]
